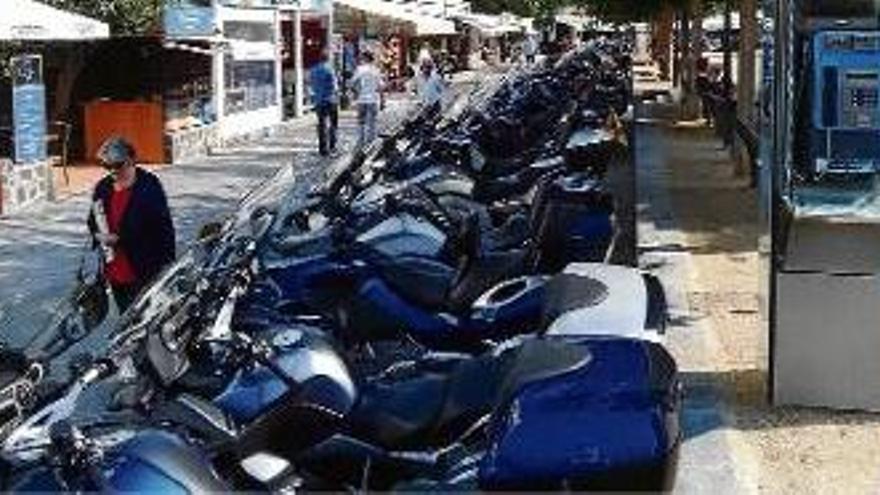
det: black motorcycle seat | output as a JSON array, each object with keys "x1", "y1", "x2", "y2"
[
  {"x1": 483, "y1": 214, "x2": 530, "y2": 252},
  {"x1": 374, "y1": 256, "x2": 457, "y2": 311},
  {"x1": 442, "y1": 212, "x2": 531, "y2": 314},
  {"x1": 348, "y1": 339, "x2": 590, "y2": 450},
  {"x1": 348, "y1": 374, "x2": 448, "y2": 449},
  {"x1": 431, "y1": 338, "x2": 591, "y2": 441}
]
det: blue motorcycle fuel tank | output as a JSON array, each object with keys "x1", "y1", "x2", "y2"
[
  {"x1": 7, "y1": 430, "x2": 232, "y2": 493},
  {"x1": 478, "y1": 337, "x2": 681, "y2": 491},
  {"x1": 213, "y1": 326, "x2": 357, "y2": 424},
  {"x1": 102, "y1": 430, "x2": 230, "y2": 493}
]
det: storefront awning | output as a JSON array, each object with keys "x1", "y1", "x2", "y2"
[
  {"x1": 334, "y1": 0, "x2": 457, "y2": 36},
  {"x1": 555, "y1": 14, "x2": 592, "y2": 32},
  {"x1": 0, "y1": 0, "x2": 110, "y2": 41},
  {"x1": 456, "y1": 13, "x2": 523, "y2": 37}
]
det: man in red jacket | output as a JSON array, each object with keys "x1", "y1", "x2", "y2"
[{"x1": 88, "y1": 137, "x2": 176, "y2": 312}]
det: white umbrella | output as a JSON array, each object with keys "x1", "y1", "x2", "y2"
[{"x1": 0, "y1": 0, "x2": 110, "y2": 41}]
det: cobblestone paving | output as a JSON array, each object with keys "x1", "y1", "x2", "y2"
[{"x1": 0, "y1": 100, "x2": 415, "y2": 351}]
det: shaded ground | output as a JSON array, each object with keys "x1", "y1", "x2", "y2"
[{"x1": 638, "y1": 91, "x2": 880, "y2": 494}]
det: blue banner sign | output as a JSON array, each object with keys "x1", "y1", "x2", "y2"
[
  {"x1": 11, "y1": 55, "x2": 46, "y2": 164},
  {"x1": 164, "y1": 2, "x2": 216, "y2": 38}
]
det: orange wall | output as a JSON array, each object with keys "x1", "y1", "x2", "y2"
[{"x1": 84, "y1": 101, "x2": 165, "y2": 164}]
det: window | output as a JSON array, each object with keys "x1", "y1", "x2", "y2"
[
  {"x1": 224, "y1": 21, "x2": 275, "y2": 43},
  {"x1": 224, "y1": 58, "x2": 277, "y2": 114}
]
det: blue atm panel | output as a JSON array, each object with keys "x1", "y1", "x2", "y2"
[{"x1": 811, "y1": 31, "x2": 880, "y2": 174}]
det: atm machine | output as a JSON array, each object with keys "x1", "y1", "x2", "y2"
[
  {"x1": 766, "y1": 0, "x2": 880, "y2": 410},
  {"x1": 809, "y1": 31, "x2": 880, "y2": 174}
]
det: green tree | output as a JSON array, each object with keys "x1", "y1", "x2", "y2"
[
  {"x1": 42, "y1": 0, "x2": 163, "y2": 36},
  {"x1": 469, "y1": 0, "x2": 568, "y2": 18}
]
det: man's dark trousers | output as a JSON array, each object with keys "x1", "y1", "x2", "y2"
[{"x1": 316, "y1": 102, "x2": 338, "y2": 156}]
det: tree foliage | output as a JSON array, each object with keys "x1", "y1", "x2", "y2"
[
  {"x1": 470, "y1": 0, "x2": 730, "y2": 22},
  {"x1": 42, "y1": 0, "x2": 163, "y2": 35},
  {"x1": 469, "y1": 0, "x2": 569, "y2": 18}
]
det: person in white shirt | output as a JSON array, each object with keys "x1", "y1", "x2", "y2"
[
  {"x1": 413, "y1": 57, "x2": 445, "y2": 114},
  {"x1": 349, "y1": 51, "x2": 384, "y2": 149},
  {"x1": 522, "y1": 33, "x2": 539, "y2": 64}
]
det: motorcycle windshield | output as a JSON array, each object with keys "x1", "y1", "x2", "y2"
[{"x1": 111, "y1": 163, "x2": 300, "y2": 346}]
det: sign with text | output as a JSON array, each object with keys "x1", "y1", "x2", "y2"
[
  {"x1": 11, "y1": 55, "x2": 47, "y2": 164},
  {"x1": 164, "y1": 0, "x2": 216, "y2": 38},
  {"x1": 302, "y1": 0, "x2": 332, "y2": 13}
]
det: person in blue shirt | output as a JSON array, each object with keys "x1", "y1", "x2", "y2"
[{"x1": 309, "y1": 50, "x2": 338, "y2": 156}]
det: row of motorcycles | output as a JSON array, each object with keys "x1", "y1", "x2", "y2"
[{"x1": 0, "y1": 42, "x2": 683, "y2": 493}]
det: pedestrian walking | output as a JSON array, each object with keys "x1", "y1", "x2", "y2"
[
  {"x1": 413, "y1": 56, "x2": 445, "y2": 115},
  {"x1": 341, "y1": 39, "x2": 357, "y2": 109},
  {"x1": 350, "y1": 51, "x2": 384, "y2": 149},
  {"x1": 522, "y1": 33, "x2": 538, "y2": 65},
  {"x1": 310, "y1": 49, "x2": 339, "y2": 156},
  {"x1": 88, "y1": 136, "x2": 176, "y2": 313},
  {"x1": 696, "y1": 58, "x2": 714, "y2": 125}
]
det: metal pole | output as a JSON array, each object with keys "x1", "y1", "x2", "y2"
[
  {"x1": 327, "y1": 0, "x2": 334, "y2": 52},
  {"x1": 723, "y1": 0, "x2": 733, "y2": 86},
  {"x1": 294, "y1": 8, "x2": 304, "y2": 118}
]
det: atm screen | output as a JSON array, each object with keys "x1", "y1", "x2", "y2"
[
  {"x1": 810, "y1": 30, "x2": 880, "y2": 173},
  {"x1": 843, "y1": 72, "x2": 880, "y2": 127}
]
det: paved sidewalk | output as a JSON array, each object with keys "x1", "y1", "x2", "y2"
[
  {"x1": 0, "y1": 101, "x2": 411, "y2": 350},
  {"x1": 635, "y1": 99, "x2": 761, "y2": 494}
]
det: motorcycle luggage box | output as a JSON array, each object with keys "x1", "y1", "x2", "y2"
[
  {"x1": 544, "y1": 264, "x2": 666, "y2": 343},
  {"x1": 564, "y1": 127, "x2": 619, "y2": 175},
  {"x1": 478, "y1": 338, "x2": 681, "y2": 492},
  {"x1": 532, "y1": 175, "x2": 615, "y2": 270}
]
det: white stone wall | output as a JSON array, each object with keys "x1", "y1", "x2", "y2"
[
  {"x1": 165, "y1": 125, "x2": 222, "y2": 164},
  {"x1": 1, "y1": 160, "x2": 51, "y2": 215}
]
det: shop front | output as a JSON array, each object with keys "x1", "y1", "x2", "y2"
[
  {"x1": 0, "y1": 0, "x2": 109, "y2": 214},
  {"x1": 216, "y1": 6, "x2": 283, "y2": 139},
  {"x1": 128, "y1": 0, "x2": 286, "y2": 162},
  {"x1": 280, "y1": 1, "x2": 332, "y2": 118},
  {"x1": 333, "y1": 0, "x2": 456, "y2": 91},
  {"x1": 455, "y1": 12, "x2": 526, "y2": 69}
]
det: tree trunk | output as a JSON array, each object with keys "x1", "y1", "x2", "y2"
[
  {"x1": 51, "y1": 47, "x2": 87, "y2": 123},
  {"x1": 681, "y1": 0, "x2": 703, "y2": 120},
  {"x1": 735, "y1": 0, "x2": 758, "y2": 177},
  {"x1": 673, "y1": 11, "x2": 682, "y2": 87},
  {"x1": 653, "y1": 5, "x2": 675, "y2": 82},
  {"x1": 723, "y1": 0, "x2": 733, "y2": 84}
]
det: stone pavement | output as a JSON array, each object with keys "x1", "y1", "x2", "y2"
[
  {"x1": 635, "y1": 97, "x2": 762, "y2": 493},
  {"x1": 0, "y1": 100, "x2": 414, "y2": 351}
]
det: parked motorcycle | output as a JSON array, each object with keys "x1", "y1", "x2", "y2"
[
  {"x1": 0, "y1": 41, "x2": 679, "y2": 494},
  {"x1": 0, "y1": 238, "x2": 681, "y2": 492}
]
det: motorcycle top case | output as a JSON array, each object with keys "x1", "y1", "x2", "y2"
[
  {"x1": 532, "y1": 174, "x2": 615, "y2": 270},
  {"x1": 478, "y1": 337, "x2": 681, "y2": 491}
]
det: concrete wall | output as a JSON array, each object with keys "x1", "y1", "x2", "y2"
[{"x1": 1, "y1": 160, "x2": 51, "y2": 215}]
